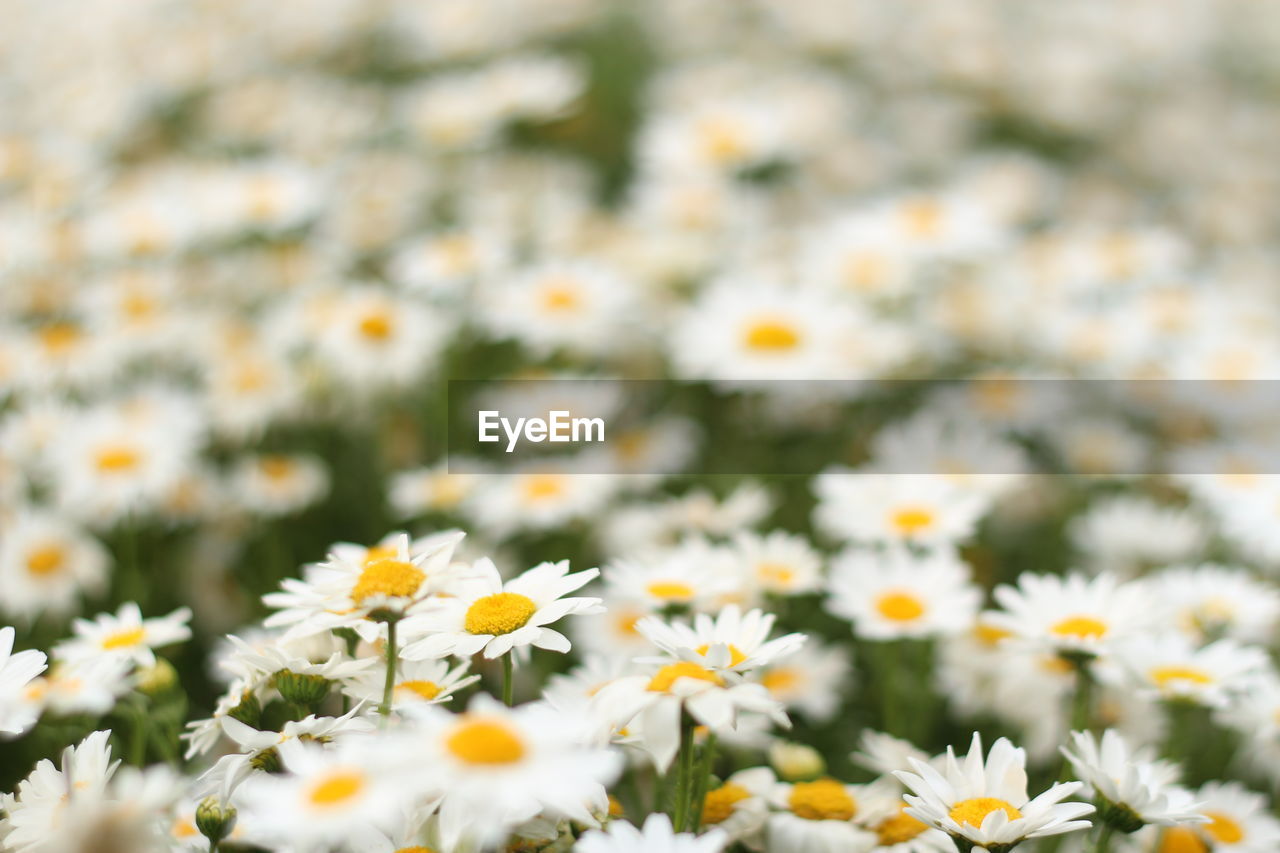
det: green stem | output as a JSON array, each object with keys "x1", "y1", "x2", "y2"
[
  {"x1": 686, "y1": 732, "x2": 718, "y2": 832},
  {"x1": 378, "y1": 619, "x2": 398, "y2": 718},
  {"x1": 671, "y1": 711, "x2": 697, "y2": 831},
  {"x1": 1070, "y1": 659, "x2": 1094, "y2": 733},
  {"x1": 502, "y1": 654, "x2": 514, "y2": 706},
  {"x1": 1094, "y1": 823, "x2": 1115, "y2": 853}
]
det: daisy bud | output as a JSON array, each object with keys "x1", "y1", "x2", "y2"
[
  {"x1": 770, "y1": 741, "x2": 825, "y2": 781},
  {"x1": 136, "y1": 658, "x2": 179, "y2": 696},
  {"x1": 271, "y1": 669, "x2": 332, "y2": 707},
  {"x1": 196, "y1": 796, "x2": 237, "y2": 846}
]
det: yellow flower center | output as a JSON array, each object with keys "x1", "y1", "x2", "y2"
[
  {"x1": 446, "y1": 718, "x2": 525, "y2": 765},
  {"x1": 1203, "y1": 811, "x2": 1244, "y2": 844},
  {"x1": 1149, "y1": 666, "x2": 1214, "y2": 688},
  {"x1": 647, "y1": 662, "x2": 725, "y2": 692},
  {"x1": 700, "y1": 120, "x2": 747, "y2": 164},
  {"x1": 948, "y1": 797, "x2": 1022, "y2": 829},
  {"x1": 877, "y1": 804, "x2": 928, "y2": 845},
  {"x1": 351, "y1": 558, "x2": 425, "y2": 604},
  {"x1": 743, "y1": 320, "x2": 801, "y2": 352},
  {"x1": 1050, "y1": 616, "x2": 1109, "y2": 640},
  {"x1": 358, "y1": 311, "x2": 394, "y2": 340},
  {"x1": 464, "y1": 592, "x2": 538, "y2": 635},
  {"x1": 396, "y1": 847, "x2": 436, "y2": 853},
  {"x1": 396, "y1": 680, "x2": 441, "y2": 701},
  {"x1": 539, "y1": 282, "x2": 581, "y2": 312},
  {"x1": 844, "y1": 254, "x2": 888, "y2": 291},
  {"x1": 1158, "y1": 827, "x2": 1208, "y2": 853},
  {"x1": 756, "y1": 562, "x2": 796, "y2": 587},
  {"x1": 101, "y1": 626, "x2": 146, "y2": 650},
  {"x1": 172, "y1": 818, "x2": 199, "y2": 839},
  {"x1": 890, "y1": 506, "x2": 936, "y2": 535},
  {"x1": 975, "y1": 623, "x2": 1012, "y2": 645},
  {"x1": 259, "y1": 455, "x2": 295, "y2": 479},
  {"x1": 876, "y1": 591, "x2": 927, "y2": 622},
  {"x1": 615, "y1": 611, "x2": 642, "y2": 636},
  {"x1": 522, "y1": 475, "x2": 564, "y2": 502},
  {"x1": 702, "y1": 782, "x2": 751, "y2": 825},
  {"x1": 788, "y1": 779, "x2": 856, "y2": 821},
  {"x1": 306, "y1": 770, "x2": 366, "y2": 808},
  {"x1": 608, "y1": 795, "x2": 625, "y2": 817},
  {"x1": 647, "y1": 581, "x2": 695, "y2": 602},
  {"x1": 26, "y1": 545, "x2": 65, "y2": 577},
  {"x1": 761, "y1": 667, "x2": 801, "y2": 694},
  {"x1": 903, "y1": 200, "x2": 942, "y2": 238},
  {"x1": 696, "y1": 643, "x2": 747, "y2": 666},
  {"x1": 39, "y1": 322, "x2": 82, "y2": 353},
  {"x1": 95, "y1": 445, "x2": 140, "y2": 473}
]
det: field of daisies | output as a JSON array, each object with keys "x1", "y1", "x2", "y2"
[{"x1": 7, "y1": 1, "x2": 1280, "y2": 852}]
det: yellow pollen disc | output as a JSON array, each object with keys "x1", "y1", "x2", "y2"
[
  {"x1": 647, "y1": 662, "x2": 725, "y2": 692},
  {"x1": 362, "y1": 544, "x2": 398, "y2": 565},
  {"x1": 608, "y1": 795, "x2": 625, "y2": 817},
  {"x1": 539, "y1": 282, "x2": 581, "y2": 312},
  {"x1": 25, "y1": 545, "x2": 65, "y2": 577},
  {"x1": 975, "y1": 623, "x2": 1012, "y2": 645},
  {"x1": 1050, "y1": 615, "x2": 1109, "y2": 640},
  {"x1": 1203, "y1": 811, "x2": 1244, "y2": 844},
  {"x1": 788, "y1": 779, "x2": 856, "y2": 821},
  {"x1": 761, "y1": 667, "x2": 801, "y2": 694},
  {"x1": 95, "y1": 445, "x2": 140, "y2": 473},
  {"x1": 615, "y1": 612, "x2": 642, "y2": 636},
  {"x1": 1149, "y1": 666, "x2": 1214, "y2": 687},
  {"x1": 890, "y1": 506, "x2": 936, "y2": 535},
  {"x1": 743, "y1": 320, "x2": 801, "y2": 352},
  {"x1": 696, "y1": 643, "x2": 747, "y2": 666},
  {"x1": 876, "y1": 591, "x2": 927, "y2": 622},
  {"x1": 172, "y1": 818, "x2": 199, "y2": 839},
  {"x1": 259, "y1": 456, "x2": 295, "y2": 479},
  {"x1": 522, "y1": 475, "x2": 564, "y2": 501},
  {"x1": 358, "y1": 311, "x2": 394, "y2": 340},
  {"x1": 757, "y1": 562, "x2": 796, "y2": 587},
  {"x1": 231, "y1": 363, "x2": 269, "y2": 392},
  {"x1": 844, "y1": 254, "x2": 888, "y2": 291},
  {"x1": 702, "y1": 782, "x2": 751, "y2": 825},
  {"x1": 396, "y1": 847, "x2": 436, "y2": 853},
  {"x1": 464, "y1": 592, "x2": 537, "y2": 635},
  {"x1": 306, "y1": 770, "x2": 366, "y2": 808},
  {"x1": 101, "y1": 626, "x2": 145, "y2": 650},
  {"x1": 647, "y1": 581, "x2": 695, "y2": 602},
  {"x1": 1158, "y1": 827, "x2": 1208, "y2": 853},
  {"x1": 948, "y1": 797, "x2": 1022, "y2": 829},
  {"x1": 351, "y1": 558, "x2": 425, "y2": 604},
  {"x1": 38, "y1": 322, "x2": 82, "y2": 352},
  {"x1": 396, "y1": 680, "x2": 441, "y2": 701},
  {"x1": 446, "y1": 718, "x2": 525, "y2": 765},
  {"x1": 903, "y1": 200, "x2": 942, "y2": 238},
  {"x1": 877, "y1": 804, "x2": 928, "y2": 845},
  {"x1": 122, "y1": 293, "x2": 155, "y2": 320},
  {"x1": 700, "y1": 120, "x2": 747, "y2": 163}
]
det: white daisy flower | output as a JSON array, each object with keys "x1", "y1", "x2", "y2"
[
  {"x1": 577, "y1": 812, "x2": 726, "y2": 853},
  {"x1": 461, "y1": 467, "x2": 618, "y2": 537},
  {"x1": 0, "y1": 625, "x2": 47, "y2": 735},
  {"x1": 1166, "y1": 780, "x2": 1280, "y2": 852},
  {"x1": 263, "y1": 530, "x2": 467, "y2": 643},
  {"x1": 986, "y1": 572, "x2": 1152, "y2": 659},
  {"x1": 730, "y1": 530, "x2": 824, "y2": 598},
  {"x1": 1148, "y1": 564, "x2": 1280, "y2": 644},
  {"x1": 697, "y1": 766, "x2": 774, "y2": 842},
  {"x1": 813, "y1": 473, "x2": 990, "y2": 548},
  {"x1": 895, "y1": 732, "x2": 1094, "y2": 852},
  {"x1": 400, "y1": 695, "x2": 622, "y2": 851},
  {"x1": 227, "y1": 453, "x2": 330, "y2": 517},
  {"x1": 0, "y1": 512, "x2": 109, "y2": 620},
  {"x1": 387, "y1": 462, "x2": 480, "y2": 518},
  {"x1": 755, "y1": 641, "x2": 852, "y2": 722},
  {"x1": 0, "y1": 730, "x2": 120, "y2": 851},
  {"x1": 1111, "y1": 635, "x2": 1269, "y2": 708},
  {"x1": 56, "y1": 603, "x2": 192, "y2": 668},
  {"x1": 309, "y1": 285, "x2": 448, "y2": 391},
  {"x1": 399, "y1": 557, "x2": 602, "y2": 661},
  {"x1": 636, "y1": 604, "x2": 807, "y2": 675},
  {"x1": 765, "y1": 776, "x2": 879, "y2": 853},
  {"x1": 1060, "y1": 729, "x2": 1206, "y2": 832},
  {"x1": 235, "y1": 737, "x2": 415, "y2": 853},
  {"x1": 601, "y1": 541, "x2": 742, "y2": 615},
  {"x1": 342, "y1": 657, "x2": 479, "y2": 711},
  {"x1": 855, "y1": 777, "x2": 953, "y2": 853},
  {"x1": 826, "y1": 547, "x2": 981, "y2": 640},
  {"x1": 17, "y1": 655, "x2": 131, "y2": 721}
]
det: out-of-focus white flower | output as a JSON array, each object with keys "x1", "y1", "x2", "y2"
[
  {"x1": 577, "y1": 812, "x2": 726, "y2": 853},
  {"x1": 0, "y1": 512, "x2": 109, "y2": 619},
  {"x1": 827, "y1": 548, "x2": 981, "y2": 640},
  {"x1": 813, "y1": 473, "x2": 990, "y2": 548},
  {"x1": 0, "y1": 625, "x2": 47, "y2": 736},
  {"x1": 56, "y1": 603, "x2": 192, "y2": 668},
  {"x1": 1111, "y1": 634, "x2": 1269, "y2": 708},
  {"x1": 986, "y1": 572, "x2": 1152, "y2": 659}
]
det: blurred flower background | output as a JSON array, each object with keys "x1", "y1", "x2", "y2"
[{"x1": 5, "y1": 1, "x2": 1280, "y2": 851}]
